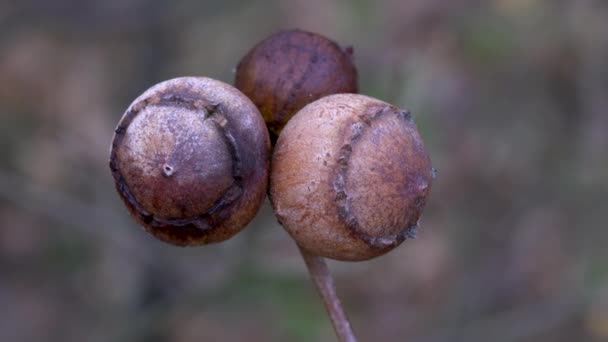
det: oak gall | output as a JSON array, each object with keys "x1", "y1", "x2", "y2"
[
  {"x1": 109, "y1": 77, "x2": 270, "y2": 246},
  {"x1": 270, "y1": 94, "x2": 433, "y2": 261},
  {"x1": 235, "y1": 29, "x2": 358, "y2": 140}
]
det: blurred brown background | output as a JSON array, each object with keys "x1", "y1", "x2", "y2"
[{"x1": 1, "y1": 0, "x2": 607, "y2": 341}]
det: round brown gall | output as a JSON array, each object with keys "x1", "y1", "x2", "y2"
[
  {"x1": 109, "y1": 77, "x2": 270, "y2": 246},
  {"x1": 234, "y1": 29, "x2": 358, "y2": 141},
  {"x1": 270, "y1": 94, "x2": 433, "y2": 261}
]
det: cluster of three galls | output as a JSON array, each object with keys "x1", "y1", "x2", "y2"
[{"x1": 109, "y1": 29, "x2": 434, "y2": 262}]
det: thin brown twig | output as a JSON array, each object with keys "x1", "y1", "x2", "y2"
[{"x1": 298, "y1": 245, "x2": 358, "y2": 342}]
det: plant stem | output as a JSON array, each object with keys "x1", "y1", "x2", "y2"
[{"x1": 298, "y1": 245, "x2": 358, "y2": 342}]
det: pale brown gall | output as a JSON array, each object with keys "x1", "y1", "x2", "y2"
[{"x1": 270, "y1": 94, "x2": 433, "y2": 261}]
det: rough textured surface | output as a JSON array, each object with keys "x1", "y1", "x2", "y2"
[
  {"x1": 235, "y1": 29, "x2": 358, "y2": 141},
  {"x1": 270, "y1": 94, "x2": 433, "y2": 261},
  {"x1": 109, "y1": 77, "x2": 270, "y2": 246}
]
